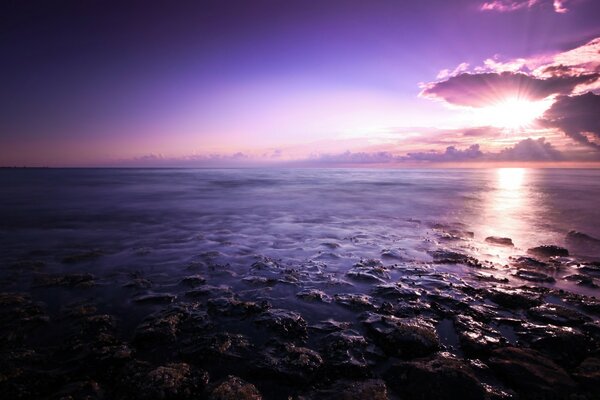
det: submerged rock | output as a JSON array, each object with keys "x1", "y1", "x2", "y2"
[
  {"x1": 527, "y1": 245, "x2": 569, "y2": 258},
  {"x1": 485, "y1": 236, "x2": 514, "y2": 246},
  {"x1": 300, "y1": 379, "x2": 389, "y2": 400},
  {"x1": 510, "y1": 256, "x2": 548, "y2": 269},
  {"x1": 384, "y1": 355, "x2": 487, "y2": 400},
  {"x1": 362, "y1": 313, "x2": 439, "y2": 358},
  {"x1": 209, "y1": 375, "x2": 262, "y2": 400},
  {"x1": 207, "y1": 297, "x2": 270, "y2": 317}
]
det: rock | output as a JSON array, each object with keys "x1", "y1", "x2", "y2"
[
  {"x1": 564, "y1": 274, "x2": 597, "y2": 287},
  {"x1": 484, "y1": 288, "x2": 541, "y2": 309},
  {"x1": 514, "y1": 269, "x2": 555, "y2": 283},
  {"x1": 133, "y1": 303, "x2": 212, "y2": 348},
  {"x1": 429, "y1": 250, "x2": 480, "y2": 267},
  {"x1": 254, "y1": 308, "x2": 307, "y2": 339},
  {"x1": 319, "y1": 330, "x2": 370, "y2": 378},
  {"x1": 207, "y1": 297, "x2": 270, "y2": 317},
  {"x1": 182, "y1": 332, "x2": 252, "y2": 362},
  {"x1": 527, "y1": 304, "x2": 591, "y2": 326},
  {"x1": 180, "y1": 275, "x2": 206, "y2": 286},
  {"x1": 346, "y1": 260, "x2": 390, "y2": 283},
  {"x1": 384, "y1": 355, "x2": 486, "y2": 400},
  {"x1": 485, "y1": 236, "x2": 514, "y2": 246},
  {"x1": 362, "y1": 313, "x2": 439, "y2": 358},
  {"x1": 573, "y1": 357, "x2": 600, "y2": 394},
  {"x1": 527, "y1": 245, "x2": 569, "y2": 258},
  {"x1": 117, "y1": 361, "x2": 209, "y2": 400},
  {"x1": 209, "y1": 375, "x2": 262, "y2": 400},
  {"x1": 453, "y1": 315, "x2": 506, "y2": 357},
  {"x1": 255, "y1": 342, "x2": 323, "y2": 383},
  {"x1": 185, "y1": 285, "x2": 233, "y2": 299},
  {"x1": 33, "y1": 273, "x2": 95, "y2": 287},
  {"x1": 510, "y1": 256, "x2": 548, "y2": 268},
  {"x1": 372, "y1": 284, "x2": 420, "y2": 300},
  {"x1": 334, "y1": 294, "x2": 377, "y2": 310},
  {"x1": 62, "y1": 250, "x2": 104, "y2": 264},
  {"x1": 529, "y1": 328, "x2": 593, "y2": 368},
  {"x1": 133, "y1": 293, "x2": 177, "y2": 304},
  {"x1": 0, "y1": 292, "x2": 48, "y2": 346},
  {"x1": 123, "y1": 278, "x2": 152, "y2": 289},
  {"x1": 300, "y1": 379, "x2": 389, "y2": 400},
  {"x1": 488, "y1": 347, "x2": 576, "y2": 397},
  {"x1": 296, "y1": 289, "x2": 332, "y2": 303},
  {"x1": 309, "y1": 319, "x2": 352, "y2": 333}
]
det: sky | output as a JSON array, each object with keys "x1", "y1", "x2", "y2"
[{"x1": 1, "y1": 0, "x2": 600, "y2": 167}]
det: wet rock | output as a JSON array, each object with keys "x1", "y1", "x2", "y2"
[
  {"x1": 179, "y1": 274, "x2": 206, "y2": 286},
  {"x1": 53, "y1": 380, "x2": 103, "y2": 400},
  {"x1": 488, "y1": 347, "x2": 576, "y2": 397},
  {"x1": 255, "y1": 342, "x2": 323, "y2": 383},
  {"x1": 62, "y1": 250, "x2": 104, "y2": 264},
  {"x1": 334, "y1": 293, "x2": 377, "y2": 310},
  {"x1": 116, "y1": 361, "x2": 209, "y2": 400},
  {"x1": 300, "y1": 379, "x2": 389, "y2": 400},
  {"x1": 528, "y1": 303, "x2": 591, "y2": 326},
  {"x1": 528, "y1": 327, "x2": 593, "y2": 368},
  {"x1": 309, "y1": 319, "x2": 352, "y2": 333},
  {"x1": 384, "y1": 355, "x2": 486, "y2": 400},
  {"x1": 564, "y1": 274, "x2": 598, "y2": 287},
  {"x1": 485, "y1": 236, "x2": 514, "y2": 246},
  {"x1": 472, "y1": 272, "x2": 509, "y2": 283},
  {"x1": 527, "y1": 245, "x2": 569, "y2": 258},
  {"x1": 181, "y1": 332, "x2": 252, "y2": 364},
  {"x1": 242, "y1": 276, "x2": 278, "y2": 286},
  {"x1": 362, "y1": 313, "x2": 439, "y2": 358},
  {"x1": 510, "y1": 256, "x2": 548, "y2": 268},
  {"x1": 484, "y1": 287, "x2": 542, "y2": 309},
  {"x1": 254, "y1": 308, "x2": 307, "y2": 339},
  {"x1": 319, "y1": 330, "x2": 371, "y2": 378},
  {"x1": 208, "y1": 297, "x2": 270, "y2": 317},
  {"x1": 133, "y1": 293, "x2": 177, "y2": 305},
  {"x1": 429, "y1": 250, "x2": 480, "y2": 267},
  {"x1": 453, "y1": 315, "x2": 506, "y2": 357},
  {"x1": 296, "y1": 289, "x2": 332, "y2": 303},
  {"x1": 123, "y1": 278, "x2": 152, "y2": 289},
  {"x1": 185, "y1": 285, "x2": 233, "y2": 299},
  {"x1": 573, "y1": 357, "x2": 600, "y2": 394},
  {"x1": 133, "y1": 303, "x2": 212, "y2": 348},
  {"x1": 33, "y1": 273, "x2": 96, "y2": 287},
  {"x1": 372, "y1": 283, "x2": 420, "y2": 300},
  {"x1": 9, "y1": 259, "x2": 45, "y2": 271},
  {"x1": 514, "y1": 269, "x2": 555, "y2": 283},
  {"x1": 209, "y1": 375, "x2": 262, "y2": 400},
  {"x1": 346, "y1": 259, "x2": 390, "y2": 283},
  {"x1": 0, "y1": 292, "x2": 48, "y2": 346}
]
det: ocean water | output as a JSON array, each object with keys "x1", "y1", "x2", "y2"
[{"x1": 1, "y1": 167, "x2": 599, "y2": 325}]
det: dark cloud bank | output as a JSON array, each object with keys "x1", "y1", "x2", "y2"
[{"x1": 304, "y1": 137, "x2": 593, "y2": 165}]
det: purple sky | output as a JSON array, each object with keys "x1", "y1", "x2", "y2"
[{"x1": 1, "y1": 0, "x2": 600, "y2": 166}]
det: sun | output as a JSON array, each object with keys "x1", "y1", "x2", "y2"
[{"x1": 476, "y1": 97, "x2": 552, "y2": 130}]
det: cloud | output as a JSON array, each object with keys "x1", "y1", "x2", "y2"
[
  {"x1": 493, "y1": 137, "x2": 563, "y2": 160},
  {"x1": 306, "y1": 150, "x2": 399, "y2": 164},
  {"x1": 420, "y1": 71, "x2": 598, "y2": 107},
  {"x1": 404, "y1": 144, "x2": 483, "y2": 162},
  {"x1": 540, "y1": 92, "x2": 600, "y2": 149},
  {"x1": 480, "y1": 0, "x2": 568, "y2": 13}
]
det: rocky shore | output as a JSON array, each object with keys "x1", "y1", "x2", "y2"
[{"x1": 2, "y1": 225, "x2": 600, "y2": 400}]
